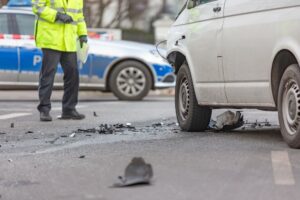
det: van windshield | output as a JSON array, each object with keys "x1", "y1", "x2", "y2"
[{"x1": 176, "y1": 0, "x2": 187, "y2": 19}]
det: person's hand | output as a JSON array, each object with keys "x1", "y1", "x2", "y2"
[
  {"x1": 79, "y1": 35, "x2": 88, "y2": 48},
  {"x1": 56, "y1": 12, "x2": 73, "y2": 23}
]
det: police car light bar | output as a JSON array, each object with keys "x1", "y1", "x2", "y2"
[
  {"x1": 0, "y1": 34, "x2": 34, "y2": 40},
  {"x1": 7, "y1": 0, "x2": 32, "y2": 7}
]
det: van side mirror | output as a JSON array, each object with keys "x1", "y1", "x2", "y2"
[{"x1": 187, "y1": 0, "x2": 195, "y2": 9}]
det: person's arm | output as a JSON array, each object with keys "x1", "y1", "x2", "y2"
[
  {"x1": 77, "y1": 2, "x2": 88, "y2": 48},
  {"x1": 77, "y1": 1, "x2": 88, "y2": 38},
  {"x1": 31, "y1": 0, "x2": 57, "y2": 23}
]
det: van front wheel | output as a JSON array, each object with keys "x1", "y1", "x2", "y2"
[
  {"x1": 175, "y1": 62, "x2": 212, "y2": 132},
  {"x1": 278, "y1": 64, "x2": 300, "y2": 148}
]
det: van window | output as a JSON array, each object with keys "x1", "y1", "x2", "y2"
[
  {"x1": 15, "y1": 14, "x2": 35, "y2": 35},
  {"x1": 190, "y1": 0, "x2": 216, "y2": 8},
  {"x1": 0, "y1": 14, "x2": 9, "y2": 34}
]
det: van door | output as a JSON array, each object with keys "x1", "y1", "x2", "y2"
[
  {"x1": 222, "y1": 0, "x2": 300, "y2": 107},
  {"x1": 185, "y1": 0, "x2": 227, "y2": 105}
]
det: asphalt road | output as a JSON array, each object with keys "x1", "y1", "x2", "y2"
[{"x1": 0, "y1": 91, "x2": 299, "y2": 200}]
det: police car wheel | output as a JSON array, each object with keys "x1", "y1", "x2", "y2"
[
  {"x1": 109, "y1": 61, "x2": 152, "y2": 101},
  {"x1": 175, "y1": 62, "x2": 212, "y2": 131},
  {"x1": 278, "y1": 64, "x2": 300, "y2": 148}
]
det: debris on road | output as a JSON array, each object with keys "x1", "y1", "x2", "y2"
[
  {"x1": 79, "y1": 155, "x2": 85, "y2": 159},
  {"x1": 113, "y1": 157, "x2": 153, "y2": 187},
  {"x1": 75, "y1": 123, "x2": 136, "y2": 135},
  {"x1": 25, "y1": 131, "x2": 34, "y2": 134},
  {"x1": 209, "y1": 111, "x2": 244, "y2": 131},
  {"x1": 10, "y1": 123, "x2": 14, "y2": 128},
  {"x1": 8, "y1": 159, "x2": 13, "y2": 163},
  {"x1": 93, "y1": 112, "x2": 98, "y2": 117},
  {"x1": 47, "y1": 137, "x2": 60, "y2": 144},
  {"x1": 152, "y1": 122, "x2": 164, "y2": 128},
  {"x1": 69, "y1": 133, "x2": 76, "y2": 138},
  {"x1": 242, "y1": 119, "x2": 273, "y2": 129}
]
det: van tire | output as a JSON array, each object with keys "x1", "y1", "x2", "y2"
[
  {"x1": 278, "y1": 64, "x2": 300, "y2": 148},
  {"x1": 175, "y1": 62, "x2": 212, "y2": 131}
]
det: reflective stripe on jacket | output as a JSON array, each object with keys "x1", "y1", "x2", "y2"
[{"x1": 32, "y1": 0, "x2": 87, "y2": 52}]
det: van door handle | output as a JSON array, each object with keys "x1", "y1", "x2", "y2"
[
  {"x1": 213, "y1": 7, "x2": 222, "y2": 13},
  {"x1": 175, "y1": 35, "x2": 186, "y2": 46}
]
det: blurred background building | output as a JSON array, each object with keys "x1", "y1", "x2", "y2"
[
  {"x1": 0, "y1": 0, "x2": 186, "y2": 44},
  {"x1": 83, "y1": 0, "x2": 185, "y2": 43}
]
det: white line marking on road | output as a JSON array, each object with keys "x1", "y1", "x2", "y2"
[
  {"x1": 0, "y1": 113, "x2": 32, "y2": 120},
  {"x1": 52, "y1": 105, "x2": 87, "y2": 111},
  {"x1": 271, "y1": 151, "x2": 295, "y2": 185},
  {"x1": 0, "y1": 108, "x2": 32, "y2": 112},
  {"x1": 52, "y1": 107, "x2": 62, "y2": 111}
]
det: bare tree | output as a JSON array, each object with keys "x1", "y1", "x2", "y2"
[
  {"x1": 84, "y1": 0, "x2": 113, "y2": 28},
  {"x1": 84, "y1": 0, "x2": 168, "y2": 30},
  {"x1": 127, "y1": 0, "x2": 149, "y2": 28},
  {"x1": 149, "y1": 0, "x2": 167, "y2": 30},
  {"x1": 0, "y1": 0, "x2": 8, "y2": 7},
  {"x1": 96, "y1": 0, "x2": 113, "y2": 27},
  {"x1": 104, "y1": 0, "x2": 128, "y2": 28}
]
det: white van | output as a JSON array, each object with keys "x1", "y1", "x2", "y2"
[{"x1": 167, "y1": 0, "x2": 300, "y2": 148}]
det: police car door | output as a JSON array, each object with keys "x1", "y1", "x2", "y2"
[
  {"x1": 13, "y1": 13, "x2": 43, "y2": 84},
  {"x1": 0, "y1": 12, "x2": 19, "y2": 83},
  {"x1": 186, "y1": 0, "x2": 226, "y2": 104}
]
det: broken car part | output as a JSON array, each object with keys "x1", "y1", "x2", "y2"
[
  {"x1": 209, "y1": 111, "x2": 244, "y2": 131},
  {"x1": 113, "y1": 157, "x2": 153, "y2": 187}
]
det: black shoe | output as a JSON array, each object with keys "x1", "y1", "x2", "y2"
[
  {"x1": 40, "y1": 112, "x2": 52, "y2": 122},
  {"x1": 60, "y1": 110, "x2": 85, "y2": 120}
]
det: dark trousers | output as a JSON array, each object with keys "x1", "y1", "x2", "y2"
[{"x1": 38, "y1": 48, "x2": 79, "y2": 113}]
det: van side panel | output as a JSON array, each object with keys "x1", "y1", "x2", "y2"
[
  {"x1": 225, "y1": 0, "x2": 300, "y2": 16},
  {"x1": 222, "y1": 0, "x2": 300, "y2": 107}
]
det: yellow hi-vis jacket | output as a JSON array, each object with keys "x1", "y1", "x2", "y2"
[{"x1": 32, "y1": 0, "x2": 87, "y2": 52}]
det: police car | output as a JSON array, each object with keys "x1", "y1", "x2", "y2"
[{"x1": 0, "y1": 0, "x2": 175, "y2": 101}]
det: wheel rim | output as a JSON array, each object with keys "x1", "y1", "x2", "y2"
[
  {"x1": 282, "y1": 80, "x2": 300, "y2": 136},
  {"x1": 116, "y1": 67, "x2": 146, "y2": 97},
  {"x1": 178, "y1": 77, "x2": 190, "y2": 120}
]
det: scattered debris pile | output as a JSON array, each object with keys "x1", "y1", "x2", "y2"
[
  {"x1": 113, "y1": 157, "x2": 153, "y2": 187},
  {"x1": 208, "y1": 111, "x2": 276, "y2": 131},
  {"x1": 75, "y1": 123, "x2": 136, "y2": 135},
  {"x1": 242, "y1": 119, "x2": 272, "y2": 129}
]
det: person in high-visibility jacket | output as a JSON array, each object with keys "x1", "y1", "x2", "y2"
[{"x1": 32, "y1": 0, "x2": 87, "y2": 121}]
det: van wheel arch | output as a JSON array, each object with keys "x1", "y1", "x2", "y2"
[
  {"x1": 167, "y1": 51, "x2": 186, "y2": 74},
  {"x1": 271, "y1": 50, "x2": 298, "y2": 107}
]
